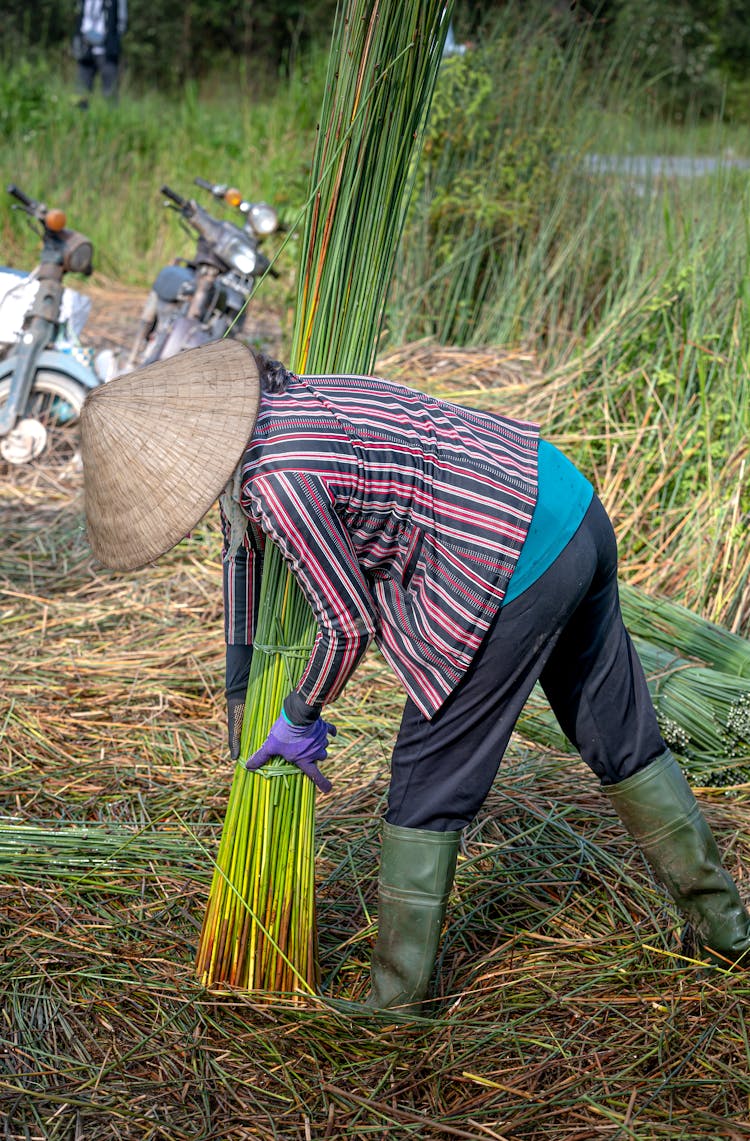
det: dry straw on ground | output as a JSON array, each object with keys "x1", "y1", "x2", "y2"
[{"x1": 2, "y1": 364, "x2": 750, "y2": 1137}]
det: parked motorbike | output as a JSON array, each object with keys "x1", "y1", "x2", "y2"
[
  {"x1": 0, "y1": 184, "x2": 107, "y2": 468},
  {"x1": 124, "y1": 178, "x2": 280, "y2": 371}
]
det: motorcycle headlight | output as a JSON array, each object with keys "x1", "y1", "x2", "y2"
[
  {"x1": 62, "y1": 232, "x2": 94, "y2": 276},
  {"x1": 246, "y1": 202, "x2": 278, "y2": 236},
  {"x1": 222, "y1": 236, "x2": 257, "y2": 276}
]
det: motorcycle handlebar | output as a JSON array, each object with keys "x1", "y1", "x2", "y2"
[
  {"x1": 161, "y1": 184, "x2": 190, "y2": 210},
  {"x1": 7, "y1": 184, "x2": 35, "y2": 209},
  {"x1": 195, "y1": 177, "x2": 235, "y2": 204}
]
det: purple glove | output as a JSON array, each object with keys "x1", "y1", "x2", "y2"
[{"x1": 246, "y1": 713, "x2": 336, "y2": 793}]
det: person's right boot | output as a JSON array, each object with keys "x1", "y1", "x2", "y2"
[
  {"x1": 366, "y1": 822, "x2": 460, "y2": 1014},
  {"x1": 604, "y1": 750, "x2": 750, "y2": 968}
]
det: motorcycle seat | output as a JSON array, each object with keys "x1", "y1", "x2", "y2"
[{"x1": 153, "y1": 264, "x2": 196, "y2": 303}]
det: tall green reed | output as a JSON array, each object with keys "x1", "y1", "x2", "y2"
[{"x1": 195, "y1": 0, "x2": 453, "y2": 994}]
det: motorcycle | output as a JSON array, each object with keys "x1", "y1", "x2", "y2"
[
  {"x1": 124, "y1": 178, "x2": 280, "y2": 372},
  {"x1": 0, "y1": 184, "x2": 109, "y2": 468}
]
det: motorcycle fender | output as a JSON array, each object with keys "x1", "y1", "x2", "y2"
[
  {"x1": 0, "y1": 350, "x2": 98, "y2": 437},
  {"x1": 0, "y1": 349, "x2": 102, "y2": 391},
  {"x1": 222, "y1": 285, "x2": 248, "y2": 313},
  {"x1": 0, "y1": 320, "x2": 54, "y2": 434}
]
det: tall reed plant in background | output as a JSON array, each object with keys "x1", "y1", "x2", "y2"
[
  {"x1": 541, "y1": 186, "x2": 750, "y2": 628},
  {"x1": 384, "y1": 7, "x2": 750, "y2": 626},
  {"x1": 195, "y1": 0, "x2": 452, "y2": 993}
]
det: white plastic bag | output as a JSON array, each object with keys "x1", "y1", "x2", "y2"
[{"x1": 0, "y1": 269, "x2": 91, "y2": 346}]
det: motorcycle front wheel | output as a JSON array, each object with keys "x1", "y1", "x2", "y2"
[{"x1": 0, "y1": 369, "x2": 88, "y2": 472}]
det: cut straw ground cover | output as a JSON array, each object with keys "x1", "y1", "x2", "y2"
[
  {"x1": 1, "y1": 334, "x2": 749, "y2": 1134},
  {"x1": 4, "y1": 470, "x2": 750, "y2": 1137}
]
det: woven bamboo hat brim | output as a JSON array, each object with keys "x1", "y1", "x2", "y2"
[{"x1": 81, "y1": 339, "x2": 260, "y2": 572}]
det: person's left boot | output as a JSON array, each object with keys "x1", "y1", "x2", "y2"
[
  {"x1": 366, "y1": 822, "x2": 460, "y2": 1014},
  {"x1": 604, "y1": 750, "x2": 750, "y2": 968}
]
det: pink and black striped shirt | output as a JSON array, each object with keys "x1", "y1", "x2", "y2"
[{"x1": 222, "y1": 372, "x2": 539, "y2": 719}]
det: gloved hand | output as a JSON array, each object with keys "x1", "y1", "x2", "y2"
[
  {"x1": 227, "y1": 695, "x2": 245, "y2": 761},
  {"x1": 246, "y1": 712, "x2": 336, "y2": 793}
]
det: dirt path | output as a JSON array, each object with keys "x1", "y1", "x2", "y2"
[
  {"x1": 78, "y1": 278, "x2": 285, "y2": 361},
  {"x1": 79, "y1": 280, "x2": 144, "y2": 355}
]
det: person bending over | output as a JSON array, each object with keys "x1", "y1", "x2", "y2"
[{"x1": 81, "y1": 340, "x2": 750, "y2": 1013}]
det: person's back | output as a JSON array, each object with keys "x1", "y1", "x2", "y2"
[
  {"x1": 250, "y1": 371, "x2": 538, "y2": 559},
  {"x1": 241, "y1": 370, "x2": 541, "y2": 710}
]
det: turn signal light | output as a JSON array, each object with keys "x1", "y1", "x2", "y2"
[{"x1": 45, "y1": 208, "x2": 67, "y2": 232}]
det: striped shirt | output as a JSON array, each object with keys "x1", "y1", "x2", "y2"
[{"x1": 222, "y1": 372, "x2": 539, "y2": 719}]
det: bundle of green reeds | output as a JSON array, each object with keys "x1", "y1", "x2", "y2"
[
  {"x1": 195, "y1": 556, "x2": 319, "y2": 991},
  {"x1": 621, "y1": 586, "x2": 750, "y2": 784},
  {"x1": 515, "y1": 638, "x2": 750, "y2": 789},
  {"x1": 196, "y1": 0, "x2": 452, "y2": 992},
  {"x1": 0, "y1": 820, "x2": 208, "y2": 890},
  {"x1": 290, "y1": 1, "x2": 450, "y2": 374},
  {"x1": 621, "y1": 582, "x2": 750, "y2": 679},
  {"x1": 632, "y1": 637, "x2": 750, "y2": 785}
]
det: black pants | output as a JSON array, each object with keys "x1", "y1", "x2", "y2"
[
  {"x1": 386, "y1": 495, "x2": 666, "y2": 832},
  {"x1": 76, "y1": 55, "x2": 120, "y2": 98}
]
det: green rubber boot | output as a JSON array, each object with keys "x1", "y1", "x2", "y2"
[
  {"x1": 366, "y1": 822, "x2": 460, "y2": 1013},
  {"x1": 604, "y1": 751, "x2": 750, "y2": 968}
]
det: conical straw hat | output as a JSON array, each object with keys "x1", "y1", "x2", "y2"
[{"x1": 81, "y1": 339, "x2": 260, "y2": 571}]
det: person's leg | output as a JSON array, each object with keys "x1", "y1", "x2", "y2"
[
  {"x1": 538, "y1": 496, "x2": 750, "y2": 966},
  {"x1": 76, "y1": 58, "x2": 96, "y2": 102},
  {"x1": 370, "y1": 503, "x2": 606, "y2": 1010},
  {"x1": 537, "y1": 494, "x2": 665, "y2": 784},
  {"x1": 366, "y1": 823, "x2": 460, "y2": 1012},
  {"x1": 386, "y1": 503, "x2": 609, "y2": 831},
  {"x1": 605, "y1": 754, "x2": 750, "y2": 966},
  {"x1": 99, "y1": 57, "x2": 120, "y2": 99}
]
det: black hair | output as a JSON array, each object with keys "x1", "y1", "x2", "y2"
[{"x1": 252, "y1": 350, "x2": 294, "y2": 393}]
